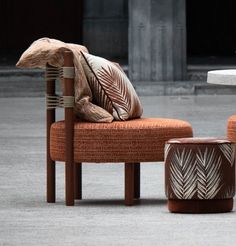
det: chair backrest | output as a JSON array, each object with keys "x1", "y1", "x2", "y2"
[{"x1": 46, "y1": 51, "x2": 76, "y2": 205}]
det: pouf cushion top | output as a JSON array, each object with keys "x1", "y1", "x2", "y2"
[{"x1": 167, "y1": 137, "x2": 231, "y2": 144}]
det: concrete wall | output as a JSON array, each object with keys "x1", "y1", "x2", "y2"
[
  {"x1": 129, "y1": 0, "x2": 186, "y2": 82},
  {"x1": 83, "y1": 0, "x2": 128, "y2": 60}
]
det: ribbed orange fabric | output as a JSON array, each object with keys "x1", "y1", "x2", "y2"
[
  {"x1": 227, "y1": 115, "x2": 236, "y2": 143},
  {"x1": 50, "y1": 118, "x2": 193, "y2": 163}
]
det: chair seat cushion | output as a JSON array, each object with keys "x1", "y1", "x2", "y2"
[{"x1": 50, "y1": 118, "x2": 193, "y2": 163}]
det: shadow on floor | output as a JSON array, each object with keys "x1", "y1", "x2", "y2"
[{"x1": 72, "y1": 198, "x2": 167, "y2": 207}]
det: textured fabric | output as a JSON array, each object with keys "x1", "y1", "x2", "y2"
[
  {"x1": 168, "y1": 199, "x2": 233, "y2": 213},
  {"x1": 50, "y1": 118, "x2": 193, "y2": 163},
  {"x1": 16, "y1": 38, "x2": 113, "y2": 123},
  {"x1": 227, "y1": 115, "x2": 236, "y2": 143},
  {"x1": 165, "y1": 138, "x2": 235, "y2": 201},
  {"x1": 80, "y1": 52, "x2": 143, "y2": 121}
]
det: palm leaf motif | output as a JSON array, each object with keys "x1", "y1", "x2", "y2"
[
  {"x1": 164, "y1": 144, "x2": 172, "y2": 161},
  {"x1": 89, "y1": 76, "x2": 113, "y2": 114},
  {"x1": 83, "y1": 55, "x2": 114, "y2": 114},
  {"x1": 169, "y1": 148, "x2": 197, "y2": 199},
  {"x1": 218, "y1": 143, "x2": 235, "y2": 167},
  {"x1": 97, "y1": 66, "x2": 131, "y2": 115},
  {"x1": 196, "y1": 148, "x2": 222, "y2": 199},
  {"x1": 219, "y1": 185, "x2": 235, "y2": 199}
]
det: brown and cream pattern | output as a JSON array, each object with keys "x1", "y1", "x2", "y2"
[
  {"x1": 165, "y1": 138, "x2": 235, "y2": 200},
  {"x1": 80, "y1": 52, "x2": 143, "y2": 121},
  {"x1": 16, "y1": 38, "x2": 114, "y2": 123}
]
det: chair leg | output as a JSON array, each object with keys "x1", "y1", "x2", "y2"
[
  {"x1": 47, "y1": 159, "x2": 55, "y2": 203},
  {"x1": 134, "y1": 163, "x2": 140, "y2": 199},
  {"x1": 46, "y1": 94, "x2": 55, "y2": 203},
  {"x1": 74, "y1": 163, "x2": 82, "y2": 200},
  {"x1": 65, "y1": 161, "x2": 74, "y2": 206},
  {"x1": 125, "y1": 163, "x2": 135, "y2": 206}
]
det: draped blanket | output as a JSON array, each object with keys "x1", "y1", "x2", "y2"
[{"x1": 16, "y1": 38, "x2": 143, "y2": 122}]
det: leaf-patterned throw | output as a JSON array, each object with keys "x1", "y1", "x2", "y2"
[
  {"x1": 80, "y1": 52, "x2": 143, "y2": 121},
  {"x1": 16, "y1": 38, "x2": 114, "y2": 123}
]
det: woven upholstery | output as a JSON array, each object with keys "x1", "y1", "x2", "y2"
[
  {"x1": 50, "y1": 118, "x2": 193, "y2": 163},
  {"x1": 227, "y1": 115, "x2": 236, "y2": 143}
]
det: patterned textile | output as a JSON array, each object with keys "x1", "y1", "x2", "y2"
[
  {"x1": 16, "y1": 38, "x2": 114, "y2": 122},
  {"x1": 165, "y1": 138, "x2": 235, "y2": 200},
  {"x1": 80, "y1": 52, "x2": 143, "y2": 121}
]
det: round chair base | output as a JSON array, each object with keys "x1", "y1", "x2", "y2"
[{"x1": 168, "y1": 199, "x2": 233, "y2": 213}]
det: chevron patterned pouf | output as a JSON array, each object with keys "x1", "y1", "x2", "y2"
[{"x1": 165, "y1": 138, "x2": 235, "y2": 213}]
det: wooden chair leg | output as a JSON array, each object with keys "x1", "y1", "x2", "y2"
[
  {"x1": 46, "y1": 79, "x2": 56, "y2": 203},
  {"x1": 65, "y1": 162, "x2": 74, "y2": 206},
  {"x1": 74, "y1": 163, "x2": 82, "y2": 199},
  {"x1": 47, "y1": 159, "x2": 55, "y2": 203},
  {"x1": 134, "y1": 163, "x2": 140, "y2": 199},
  {"x1": 125, "y1": 163, "x2": 135, "y2": 206}
]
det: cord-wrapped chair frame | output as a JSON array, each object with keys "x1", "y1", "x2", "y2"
[{"x1": 46, "y1": 52, "x2": 76, "y2": 206}]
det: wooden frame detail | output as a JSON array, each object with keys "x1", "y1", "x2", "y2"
[
  {"x1": 74, "y1": 163, "x2": 82, "y2": 200},
  {"x1": 63, "y1": 51, "x2": 75, "y2": 206},
  {"x1": 125, "y1": 163, "x2": 140, "y2": 206},
  {"x1": 46, "y1": 74, "x2": 56, "y2": 203}
]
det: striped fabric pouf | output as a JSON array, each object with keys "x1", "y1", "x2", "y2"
[{"x1": 165, "y1": 138, "x2": 235, "y2": 213}]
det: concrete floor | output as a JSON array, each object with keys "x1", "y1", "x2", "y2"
[{"x1": 1, "y1": 95, "x2": 236, "y2": 246}]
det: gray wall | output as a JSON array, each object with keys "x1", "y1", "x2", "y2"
[
  {"x1": 83, "y1": 0, "x2": 187, "y2": 81},
  {"x1": 83, "y1": 0, "x2": 128, "y2": 61},
  {"x1": 129, "y1": 0, "x2": 187, "y2": 82}
]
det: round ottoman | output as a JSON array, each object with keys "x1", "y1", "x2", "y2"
[{"x1": 165, "y1": 138, "x2": 235, "y2": 213}]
